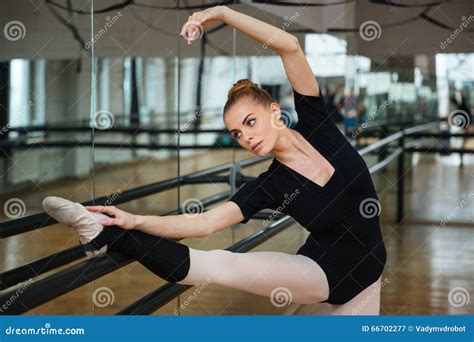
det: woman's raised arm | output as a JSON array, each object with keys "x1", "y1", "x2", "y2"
[{"x1": 181, "y1": 5, "x2": 320, "y2": 97}]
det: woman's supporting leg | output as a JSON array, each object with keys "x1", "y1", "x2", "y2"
[
  {"x1": 89, "y1": 226, "x2": 330, "y2": 305},
  {"x1": 329, "y1": 276, "x2": 382, "y2": 315}
]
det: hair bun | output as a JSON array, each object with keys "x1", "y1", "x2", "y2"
[{"x1": 228, "y1": 79, "x2": 257, "y2": 98}]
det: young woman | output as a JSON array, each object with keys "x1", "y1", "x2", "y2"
[{"x1": 43, "y1": 5, "x2": 387, "y2": 315}]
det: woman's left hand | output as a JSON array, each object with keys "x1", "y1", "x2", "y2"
[{"x1": 180, "y1": 6, "x2": 226, "y2": 44}]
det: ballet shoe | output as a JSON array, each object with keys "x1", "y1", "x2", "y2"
[{"x1": 42, "y1": 196, "x2": 109, "y2": 257}]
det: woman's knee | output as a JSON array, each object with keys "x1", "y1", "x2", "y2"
[
  {"x1": 207, "y1": 249, "x2": 237, "y2": 284},
  {"x1": 185, "y1": 248, "x2": 237, "y2": 285}
]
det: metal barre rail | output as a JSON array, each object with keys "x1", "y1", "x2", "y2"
[
  {"x1": 0, "y1": 191, "x2": 231, "y2": 291},
  {"x1": 0, "y1": 155, "x2": 272, "y2": 238},
  {"x1": 0, "y1": 192, "x2": 233, "y2": 314},
  {"x1": 4, "y1": 117, "x2": 420, "y2": 134}
]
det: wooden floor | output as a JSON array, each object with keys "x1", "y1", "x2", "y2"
[{"x1": 1, "y1": 148, "x2": 473, "y2": 315}]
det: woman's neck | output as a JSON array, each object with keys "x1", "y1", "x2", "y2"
[{"x1": 271, "y1": 128, "x2": 312, "y2": 165}]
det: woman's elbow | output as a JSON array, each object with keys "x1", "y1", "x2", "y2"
[
  {"x1": 197, "y1": 225, "x2": 214, "y2": 238},
  {"x1": 284, "y1": 35, "x2": 301, "y2": 54},
  {"x1": 195, "y1": 215, "x2": 215, "y2": 238}
]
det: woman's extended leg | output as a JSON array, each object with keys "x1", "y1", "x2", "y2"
[
  {"x1": 90, "y1": 227, "x2": 330, "y2": 305},
  {"x1": 42, "y1": 196, "x2": 329, "y2": 305},
  {"x1": 179, "y1": 248, "x2": 330, "y2": 304},
  {"x1": 328, "y1": 276, "x2": 382, "y2": 315}
]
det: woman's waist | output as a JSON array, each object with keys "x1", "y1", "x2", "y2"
[{"x1": 307, "y1": 219, "x2": 383, "y2": 244}]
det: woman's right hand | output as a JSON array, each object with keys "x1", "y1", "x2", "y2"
[
  {"x1": 180, "y1": 6, "x2": 227, "y2": 44},
  {"x1": 85, "y1": 205, "x2": 137, "y2": 230}
]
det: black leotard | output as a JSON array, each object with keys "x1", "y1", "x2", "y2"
[{"x1": 229, "y1": 88, "x2": 387, "y2": 305}]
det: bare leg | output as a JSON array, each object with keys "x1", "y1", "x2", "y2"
[
  {"x1": 177, "y1": 248, "x2": 330, "y2": 305},
  {"x1": 329, "y1": 276, "x2": 382, "y2": 315}
]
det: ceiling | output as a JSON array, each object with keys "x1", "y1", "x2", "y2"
[
  {"x1": 1, "y1": 0, "x2": 473, "y2": 61},
  {"x1": 247, "y1": 0, "x2": 474, "y2": 62}
]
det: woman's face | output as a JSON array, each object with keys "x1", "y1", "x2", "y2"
[{"x1": 224, "y1": 97, "x2": 282, "y2": 156}]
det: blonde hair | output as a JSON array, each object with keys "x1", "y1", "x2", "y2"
[{"x1": 223, "y1": 79, "x2": 274, "y2": 115}]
